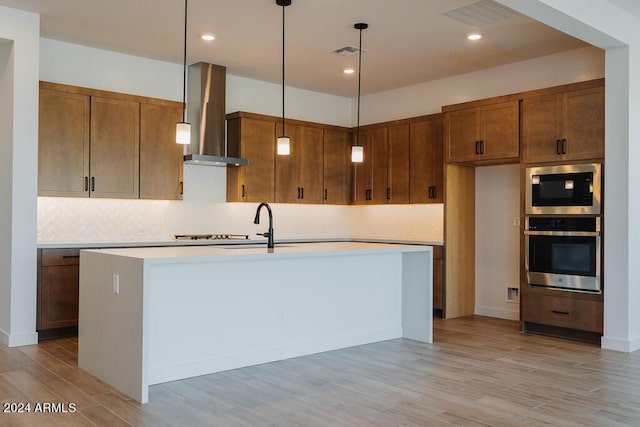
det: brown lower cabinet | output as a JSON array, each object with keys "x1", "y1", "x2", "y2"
[
  {"x1": 37, "y1": 249, "x2": 80, "y2": 339},
  {"x1": 521, "y1": 285, "x2": 603, "y2": 342},
  {"x1": 432, "y1": 246, "x2": 444, "y2": 316}
]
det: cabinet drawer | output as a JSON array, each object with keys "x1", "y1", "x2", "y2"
[
  {"x1": 41, "y1": 249, "x2": 81, "y2": 266},
  {"x1": 522, "y1": 291, "x2": 602, "y2": 333}
]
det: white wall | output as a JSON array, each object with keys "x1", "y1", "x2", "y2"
[
  {"x1": 37, "y1": 38, "x2": 441, "y2": 245},
  {"x1": 498, "y1": 0, "x2": 640, "y2": 353},
  {"x1": 475, "y1": 165, "x2": 521, "y2": 320},
  {"x1": 359, "y1": 46, "x2": 604, "y2": 124},
  {"x1": 0, "y1": 5, "x2": 39, "y2": 347}
]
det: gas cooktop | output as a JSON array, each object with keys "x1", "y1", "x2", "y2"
[{"x1": 174, "y1": 234, "x2": 250, "y2": 241}]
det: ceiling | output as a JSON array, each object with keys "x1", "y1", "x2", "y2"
[{"x1": 0, "y1": 0, "x2": 589, "y2": 97}]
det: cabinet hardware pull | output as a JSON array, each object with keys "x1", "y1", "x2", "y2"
[
  {"x1": 324, "y1": 189, "x2": 328, "y2": 200},
  {"x1": 428, "y1": 186, "x2": 433, "y2": 198},
  {"x1": 387, "y1": 188, "x2": 391, "y2": 200},
  {"x1": 301, "y1": 187, "x2": 304, "y2": 199},
  {"x1": 556, "y1": 139, "x2": 562, "y2": 155},
  {"x1": 84, "y1": 176, "x2": 89, "y2": 192},
  {"x1": 480, "y1": 140, "x2": 485, "y2": 155},
  {"x1": 551, "y1": 310, "x2": 570, "y2": 315},
  {"x1": 475, "y1": 141, "x2": 480, "y2": 155},
  {"x1": 241, "y1": 185, "x2": 245, "y2": 198},
  {"x1": 179, "y1": 181, "x2": 184, "y2": 195},
  {"x1": 562, "y1": 139, "x2": 567, "y2": 154},
  {"x1": 430, "y1": 186, "x2": 437, "y2": 199},
  {"x1": 91, "y1": 177, "x2": 95, "y2": 192},
  {"x1": 62, "y1": 255, "x2": 80, "y2": 259}
]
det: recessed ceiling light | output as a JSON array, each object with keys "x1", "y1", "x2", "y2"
[
  {"x1": 201, "y1": 34, "x2": 215, "y2": 41},
  {"x1": 467, "y1": 33, "x2": 482, "y2": 41},
  {"x1": 343, "y1": 68, "x2": 355, "y2": 74}
]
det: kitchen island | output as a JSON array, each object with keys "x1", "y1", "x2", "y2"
[{"x1": 78, "y1": 242, "x2": 433, "y2": 403}]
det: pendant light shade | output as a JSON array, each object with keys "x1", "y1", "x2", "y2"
[
  {"x1": 277, "y1": 136, "x2": 291, "y2": 155},
  {"x1": 351, "y1": 145, "x2": 364, "y2": 162},
  {"x1": 351, "y1": 22, "x2": 368, "y2": 163},
  {"x1": 176, "y1": 122, "x2": 191, "y2": 145},
  {"x1": 276, "y1": 0, "x2": 291, "y2": 156},
  {"x1": 176, "y1": 0, "x2": 191, "y2": 145}
]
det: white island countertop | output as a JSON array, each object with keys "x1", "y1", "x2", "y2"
[
  {"x1": 81, "y1": 241, "x2": 431, "y2": 262},
  {"x1": 79, "y1": 241, "x2": 433, "y2": 403},
  {"x1": 40, "y1": 237, "x2": 443, "y2": 249}
]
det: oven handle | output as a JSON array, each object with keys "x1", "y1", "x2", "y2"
[{"x1": 524, "y1": 230, "x2": 600, "y2": 237}]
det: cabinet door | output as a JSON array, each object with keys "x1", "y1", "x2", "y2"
[
  {"x1": 387, "y1": 124, "x2": 410, "y2": 204},
  {"x1": 275, "y1": 123, "x2": 303, "y2": 203},
  {"x1": 275, "y1": 123, "x2": 324, "y2": 204},
  {"x1": 353, "y1": 128, "x2": 388, "y2": 204},
  {"x1": 521, "y1": 94, "x2": 563, "y2": 163},
  {"x1": 38, "y1": 89, "x2": 90, "y2": 197},
  {"x1": 232, "y1": 118, "x2": 275, "y2": 202},
  {"x1": 410, "y1": 118, "x2": 443, "y2": 203},
  {"x1": 563, "y1": 87, "x2": 604, "y2": 161},
  {"x1": 445, "y1": 108, "x2": 479, "y2": 163},
  {"x1": 90, "y1": 97, "x2": 140, "y2": 198},
  {"x1": 480, "y1": 101, "x2": 519, "y2": 160},
  {"x1": 323, "y1": 129, "x2": 351, "y2": 205},
  {"x1": 298, "y1": 126, "x2": 324, "y2": 204},
  {"x1": 432, "y1": 246, "x2": 444, "y2": 311},
  {"x1": 139, "y1": 103, "x2": 184, "y2": 200}
]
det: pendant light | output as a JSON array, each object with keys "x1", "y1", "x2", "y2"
[
  {"x1": 176, "y1": 0, "x2": 191, "y2": 145},
  {"x1": 351, "y1": 23, "x2": 368, "y2": 163},
  {"x1": 276, "y1": 0, "x2": 291, "y2": 155}
]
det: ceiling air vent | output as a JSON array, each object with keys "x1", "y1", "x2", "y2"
[
  {"x1": 443, "y1": 0, "x2": 517, "y2": 26},
  {"x1": 333, "y1": 45, "x2": 367, "y2": 56}
]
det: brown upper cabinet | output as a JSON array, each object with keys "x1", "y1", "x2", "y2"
[
  {"x1": 226, "y1": 113, "x2": 276, "y2": 203},
  {"x1": 352, "y1": 127, "x2": 389, "y2": 205},
  {"x1": 90, "y1": 96, "x2": 140, "y2": 199},
  {"x1": 410, "y1": 116, "x2": 444, "y2": 203},
  {"x1": 39, "y1": 89, "x2": 90, "y2": 197},
  {"x1": 275, "y1": 123, "x2": 324, "y2": 204},
  {"x1": 38, "y1": 82, "x2": 184, "y2": 200},
  {"x1": 323, "y1": 129, "x2": 352, "y2": 205},
  {"x1": 444, "y1": 100, "x2": 519, "y2": 164},
  {"x1": 139, "y1": 103, "x2": 184, "y2": 200},
  {"x1": 387, "y1": 124, "x2": 410, "y2": 204},
  {"x1": 522, "y1": 84, "x2": 604, "y2": 163}
]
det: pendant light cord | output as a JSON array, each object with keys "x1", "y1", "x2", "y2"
[
  {"x1": 182, "y1": 0, "x2": 188, "y2": 122},
  {"x1": 356, "y1": 26, "x2": 363, "y2": 146},
  {"x1": 281, "y1": 3, "x2": 286, "y2": 136}
]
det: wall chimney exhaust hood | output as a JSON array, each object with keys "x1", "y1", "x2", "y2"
[{"x1": 184, "y1": 62, "x2": 248, "y2": 166}]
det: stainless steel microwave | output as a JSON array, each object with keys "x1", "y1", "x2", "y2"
[{"x1": 525, "y1": 163, "x2": 601, "y2": 215}]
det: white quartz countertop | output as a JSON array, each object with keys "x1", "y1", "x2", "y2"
[
  {"x1": 81, "y1": 241, "x2": 432, "y2": 264},
  {"x1": 39, "y1": 237, "x2": 443, "y2": 249}
]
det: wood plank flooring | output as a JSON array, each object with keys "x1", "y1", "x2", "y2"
[{"x1": 2, "y1": 316, "x2": 640, "y2": 426}]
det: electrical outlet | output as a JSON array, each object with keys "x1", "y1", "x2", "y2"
[
  {"x1": 113, "y1": 274, "x2": 120, "y2": 294},
  {"x1": 507, "y1": 286, "x2": 519, "y2": 303},
  {"x1": 513, "y1": 217, "x2": 520, "y2": 227}
]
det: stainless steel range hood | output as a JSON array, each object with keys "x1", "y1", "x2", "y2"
[{"x1": 184, "y1": 62, "x2": 248, "y2": 166}]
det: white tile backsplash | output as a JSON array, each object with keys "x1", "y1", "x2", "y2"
[{"x1": 38, "y1": 165, "x2": 443, "y2": 243}]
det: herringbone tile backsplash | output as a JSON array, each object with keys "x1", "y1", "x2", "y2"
[{"x1": 38, "y1": 165, "x2": 443, "y2": 243}]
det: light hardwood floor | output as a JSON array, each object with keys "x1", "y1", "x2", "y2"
[{"x1": 2, "y1": 316, "x2": 640, "y2": 426}]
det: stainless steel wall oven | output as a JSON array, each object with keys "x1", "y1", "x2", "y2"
[{"x1": 525, "y1": 216, "x2": 601, "y2": 293}]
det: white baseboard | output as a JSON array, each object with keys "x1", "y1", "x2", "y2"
[
  {"x1": 0, "y1": 330, "x2": 38, "y2": 347},
  {"x1": 475, "y1": 305, "x2": 519, "y2": 321},
  {"x1": 601, "y1": 336, "x2": 640, "y2": 353}
]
